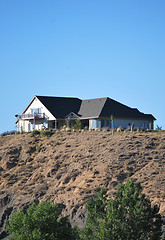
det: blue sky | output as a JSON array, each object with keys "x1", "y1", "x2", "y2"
[{"x1": 0, "y1": 0, "x2": 165, "y2": 133}]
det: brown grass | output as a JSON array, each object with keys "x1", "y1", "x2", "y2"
[{"x1": 0, "y1": 130, "x2": 164, "y2": 228}]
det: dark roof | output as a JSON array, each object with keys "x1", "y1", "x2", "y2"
[
  {"x1": 100, "y1": 98, "x2": 156, "y2": 120},
  {"x1": 36, "y1": 96, "x2": 81, "y2": 119},
  {"x1": 35, "y1": 96, "x2": 155, "y2": 121}
]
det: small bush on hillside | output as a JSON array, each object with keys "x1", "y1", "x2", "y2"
[
  {"x1": 40, "y1": 130, "x2": 53, "y2": 137},
  {"x1": 7, "y1": 201, "x2": 79, "y2": 240},
  {"x1": 31, "y1": 130, "x2": 40, "y2": 137},
  {"x1": 0, "y1": 131, "x2": 16, "y2": 136}
]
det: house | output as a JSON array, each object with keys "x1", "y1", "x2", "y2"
[{"x1": 15, "y1": 96, "x2": 156, "y2": 132}]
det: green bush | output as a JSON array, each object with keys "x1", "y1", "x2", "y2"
[
  {"x1": 7, "y1": 201, "x2": 79, "y2": 240},
  {"x1": 40, "y1": 130, "x2": 53, "y2": 137},
  {"x1": 31, "y1": 130, "x2": 40, "y2": 137},
  {"x1": 81, "y1": 179, "x2": 162, "y2": 240},
  {"x1": 0, "y1": 131, "x2": 16, "y2": 136},
  {"x1": 6, "y1": 181, "x2": 163, "y2": 240}
]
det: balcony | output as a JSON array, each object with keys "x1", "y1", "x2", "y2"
[{"x1": 18, "y1": 113, "x2": 46, "y2": 120}]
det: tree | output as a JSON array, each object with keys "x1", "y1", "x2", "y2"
[
  {"x1": 74, "y1": 119, "x2": 82, "y2": 130},
  {"x1": 7, "y1": 201, "x2": 79, "y2": 240},
  {"x1": 156, "y1": 125, "x2": 162, "y2": 130},
  {"x1": 81, "y1": 179, "x2": 162, "y2": 240}
]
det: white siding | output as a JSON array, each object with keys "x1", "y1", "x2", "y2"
[
  {"x1": 17, "y1": 96, "x2": 55, "y2": 132},
  {"x1": 89, "y1": 119, "x2": 93, "y2": 129},
  {"x1": 24, "y1": 97, "x2": 55, "y2": 120},
  {"x1": 17, "y1": 119, "x2": 49, "y2": 132}
]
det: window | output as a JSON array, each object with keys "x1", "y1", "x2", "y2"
[
  {"x1": 101, "y1": 120, "x2": 105, "y2": 128},
  {"x1": 96, "y1": 120, "x2": 100, "y2": 128},
  {"x1": 28, "y1": 123, "x2": 31, "y2": 131},
  {"x1": 92, "y1": 120, "x2": 95, "y2": 129},
  {"x1": 143, "y1": 122, "x2": 149, "y2": 129},
  {"x1": 106, "y1": 119, "x2": 110, "y2": 127},
  {"x1": 31, "y1": 108, "x2": 41, "y2": 114},
  {"x1": 52, "y1": 122, "x2": 55, "y2": 129}
]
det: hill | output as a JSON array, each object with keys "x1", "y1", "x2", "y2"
[{"x1": 0, "y1": 130, "x2": 165, "y2": 239}]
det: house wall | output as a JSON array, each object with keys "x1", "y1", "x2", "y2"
[
  {"x1": 24, "y1": 97, "x2": 55, "y2": 120},
  {"x1": 113, "y1": 118, "x2": 153, "y2": 129},
  {"x1": 89, "y1": 118, "x2": 153, "y2": 130},
  {"x1": 16, "y1": 97, "x2": 55, "y2": 132},
  {"x1": 17, "y1": 119, "x2": 49, "y2": 132},
  {"x1": 89, "y1": 118, "x2": 111, "y2": 129},
  {"x1": 89, "y1": 119, "x2": 93, "y2": 129}
]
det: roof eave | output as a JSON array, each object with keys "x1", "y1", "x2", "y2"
[{"x1": 22, "y1": 96, "x2": 37, "y2": 114}]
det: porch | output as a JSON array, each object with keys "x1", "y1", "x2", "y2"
[{"x1": 48, "y1": 119, "x2": 89, "y2": 130}]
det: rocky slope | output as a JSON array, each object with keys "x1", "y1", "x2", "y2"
[{"x1": 0, "y1": 130, "x2": 165, "y2": 239}]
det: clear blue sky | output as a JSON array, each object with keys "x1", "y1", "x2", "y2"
[{"x1": 0, "y1": 0, "x2": 165, "y2": 133}]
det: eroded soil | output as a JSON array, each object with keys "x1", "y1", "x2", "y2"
[{"x1": 0, "y1": 130, "x2": 165, "y2": 238}]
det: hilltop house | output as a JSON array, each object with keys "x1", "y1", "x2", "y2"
[{"x1": 15, "y1": 96, "x2": 156, "y2": 132}]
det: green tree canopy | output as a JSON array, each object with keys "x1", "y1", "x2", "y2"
[
  {"x1": 7, "y1": 201, "x2": 79, "y2": 240},
  {"x1": 81, "y1": 179, "x2": 162, "y2": 240}
]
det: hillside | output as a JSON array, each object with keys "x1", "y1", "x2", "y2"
[{"x1": 0, "y1": 130, "x2": 165, "y2": 239}]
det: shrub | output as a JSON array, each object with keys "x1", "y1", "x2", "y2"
[
  {"x1": 7, "y1": 201, "x2": 79, "y2": 240},
  {"x1": 0, "y1": 131, "x2": 16, "y2": 136},
  {"x1": 40, "y1": 130, "x2": 53, "y2": 137},
  {"x1": 81, "y1": 179, "x2": 162, "y2": 240},
  {"x1": 31, "y1": 130, "x2": 40, "y2": 137}
]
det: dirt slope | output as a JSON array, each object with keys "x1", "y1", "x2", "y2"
[{"x1": 0, "y1": 130, "x2": 165, "y2": 238}]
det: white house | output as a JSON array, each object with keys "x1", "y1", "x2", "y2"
[{"x1": 15, "y1": 96, "x2": 156, "y2": 132}]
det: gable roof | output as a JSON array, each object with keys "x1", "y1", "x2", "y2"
[
  {"x1": 20, "y1": 95, "x2": 156, "y2": 121},
  {"x1": 78, "y1": 97, "x2": 107, "y2": 118},
  {"x1": 36, "y1": 96, "x2": 82, "y2": 119}
]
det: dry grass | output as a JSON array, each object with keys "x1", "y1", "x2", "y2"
[{"x1": 0, "y1": 130, "x2": 164, "y2": 228}]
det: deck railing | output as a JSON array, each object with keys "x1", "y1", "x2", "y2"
[{"x1": 18, "y1": 113, "x2": 46, "y2": 120}]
